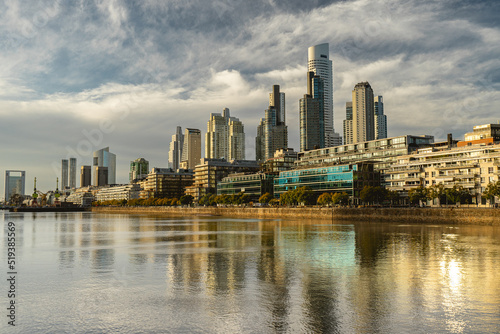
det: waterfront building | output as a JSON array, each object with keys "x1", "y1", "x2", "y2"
[
  {"x1": 352, "y1": 82, "x2": 375, "y2": 144},
  {"x1": 274, "y1": 162, "x2": 380, "y2": 204},
  {"x1": 343, "y1": 102, "x2": 353, "y2": 145},
  {"x1": 93, "y1": 147, "x2": 116, "y2": 185},
  {"x1": 140, "y1": 168, "x2": 194, "y2": 199},
  {"x1": 181, "y1": 128, "x2": 202, "y2": 170},
  {"x1": 80, "y1": 166, "x2": 92, "y2": 187},
  {"x1": 61, "y1": 159, "x2": 69, "y2": 190},
  {"x1": 458, "y1": 123, "x2": 500, "y2": 147},
  {"x1": 129, "y1": 158, "x2": 149, "y2": 183},
  {"x1": 387, "y1": 143, "x2": 500, "y2": 205},
  {"x1": 217, "y1": 173, "x2": 274, "y2": 201},
  {"x1": 94, "y1": 166, "x2": 108, "y2": 187},
  {"x1": 4, "y1": 170, "x2": 25, "y2": 202},
  {"x1": 186, "y1": 159, "x2": 260, "y2": 202},
  {"x1": 168, "y1": 126, "x2": 184, "y2": 170},
  {"x1": 296, "y1": 134, "x2": 434, "y2": 186},
  {"x1": 95, "y1": 184, "x2": 141, "y2": 202},
  {"x1": 300, "y1": 71, "x2": 325, "y2": 151},
  {"x1": 65, "y1": 186, "x2": 94, "y2": 207},
  {"x1": 307, "y1": 43, "x2": 341, "y2": 147},
  {"x1": 206, "y1": 108, "x2": 245, "y2": 160},
  {"x1": 258, "y1": 85, "x2": 288, "y2": 161},
  {"x1": 261, "y1": 148, "x2": 299, "y2": 175},
  {"x1": 374, "y1": 96, "x2": 387, "y2": 140}
]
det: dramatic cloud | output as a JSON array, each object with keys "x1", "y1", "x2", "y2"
[{"x1": 1, "y1": 0, "x2": 499, "y2": 193}]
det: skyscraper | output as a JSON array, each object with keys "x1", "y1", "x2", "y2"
[
  {"x1": 4, "y1": 170, "x2": 25, "y2": 202},
  {"x1": 256, "y1": 85, "x2": 288, "y2": 161},
  {"x1": 308, "y1": 43, "x2": 341, "y2": 147},
  {"x1": 374, "y1": 96, "x2": 387, "y2": 139},
  {"x1": 181, "y1": 128, "x2": 202, "y2": 170},
  {"x1": 61, "y1": 159, "x2": 69, "y2": 189},
  {"x1": 69, "y1": 157, "x2": 77, "y2": 188},
  {"x1": 80, "y1": 166, "x2": 92, "y2": 187},
  {"x1": 93, "y1": 147, "x2": 116, "y2": 185},
  {"x1": 168, "y1": 126, "x2": 184, "y2": 170},
  {"x1": 300, "y1": 71, "x2": 325, "y2": 151},
  {"x1": 343, "y1": 102, "x2": 353, "y2": 145},
  {"x1": 94, "y1": 166, "x2": 108, "y2": 187},
  {"x1": 352, "y1": 82, "x2": 375, "y2": 143},
  {"x1": 129, "y1": 158, "x2": 149, "y2": 183},
  {"x1": 205, "y1": 108, "x2": 245, "y2": 160}
]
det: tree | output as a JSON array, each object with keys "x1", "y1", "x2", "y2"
[
  {"x1": 269, "y1": 198, "x2": 280, "y2": 206},
  {"x1": 259, "y1": 193, "x2": 273, "y2": 204},
  {"x1": 179, "y1": 195, "x2": 194, "y2": 205},
  {"x1": 296, "y1": 186, "x2": 315, "y2": 205},
  {"x1": 408, "y1": 185, "x2": 427, "y2": 205},
  {"x1": 427, "y1": 184, "x2": 445, "y2": 205},
  {"x1": 332, "y1": 192, "x2": 350, "y2": 206},
  {"x1": 360, "y1": 186, "x2": 386, "y2": 205},
  {"x1": 386, "y1": 190, "x2": 400, "y2": 206},
  {"x1": 317, "y1": 193, "x2": 333, "y2": 206},
  {"x1": 483, "y1": 181, "x2": 500, "y2": 205}
]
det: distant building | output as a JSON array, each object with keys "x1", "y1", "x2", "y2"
[
  {"x1": 352, "y1": 82, "x2": 375, "y2": 144},
  {"x1": 257, "y1": 85, "x2": 288, "y2": 161},
  {"x1": 217, "y1": 173, "x2": 274, "y2": 202},
  {"x1": 80, "y1": 166, "x2": 92, "y2": 187},
  {"x1": 61, "y1": 159, "x2": 69, "y2": 190},
  {"x1": 261, "y1": 148, "x2": 298, "y2": 175},
  {"x1": 140, "y1": 168, "x2": 194, "y2": 199},
  {"x1": 374, "y1": 96, "x2": 387, "y2": 140},
  {"x1": 300, "y1": 71, "x2": 325, "y2": 151},
  {"x1": 308, "y1": 43, "x2": 341, "y2": 147},
  {"x1": 4, "y1": 170, "x2": 25, "y2": 202},
  {"x1": 181, "y1": 128, "x2": 202, "y2": 170},
  {"x1": 205, "y1": 108, "x2": 245, "y2": 160},
  {"x1": 69, "y1": 158, "x2": 77, "y2": 188},
  {"x1": 458, "y1": 124, "x2": 500, "y2": 147},
  {"x1": 95, "y1": 184, "x2": 141, "y2": 202},
  {"x1": 93, "y1": 147, "x2": 116, "y2": 185},
  {"x1": 168, "y1": 126, "x2": 184, "y2": 170},
  {"x1": 343, "y1": 102, "x2": 353, "y2": 145},
  {"x1": 94, "y1": 166, "x2": 108, "y2": 187},
  {"x1": 129, "y1": 158, "x2": 149, "y2": 183}
]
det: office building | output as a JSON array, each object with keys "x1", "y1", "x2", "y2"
[
  {"x1": 93, "y1": 147, "x2": 116, "y2": 185},
  {"x1": 168, "y1": 126, "x2": 184, "y2": 170},
  {"x1": 80, "y1": 166, "x2": 92, "y2": 187},
  {"x1": 140, "y1": 168, "x2": 194, "y2": 199},
  {"x1": 69, "y1": 158, "x2": 77, "y2": 188},
  {"x1": 300, "y1": 71, "x2": 325, "y2": 151},
  {"x1": 351, "y1": 82, "x2": 375, "y2": 144},
  {"x1": 129, "y1": 158, "x2": 149, "y2": 183},
  {"x1": 61, "y1": 159, "x2": 69, "y2": 189},
  {"x1": 256, "y1": 85, "x2": 288, "y2": 161},
  {"x1": 205, "y1": 108, "x2": 245, "y2": 160},
  {"x1": 308, "y1": 43, "x2": 342, "y2": 147},
  {"x1": 217, "y1": 173, "x2": 274, "y2": 201},
  {"x1": 181, "y1": 128, "x2": 202, "y2": 170},
  {"x1": 374, "y1": 96, "x2": 387, "y2": 140},
  {"x1": 4, "y1": 170, "x2": 25, "y2": 202},
  {"x1": 343, "y1": 102, "x2": 353, "y2": 145},
  {"x1": 94, "y1": 166, "x2": 108, "y2": 187}
]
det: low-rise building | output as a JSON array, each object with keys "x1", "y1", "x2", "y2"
[
  {"x1": 458, "y1": 124, "x2": 500, "y2": 147},
  {"x1": 217, "y1": 173, "x2": 274, "y2": 201},
  {"x1": 95, "y1": 184, "x2": 141, "y2": 202},
  {"x1": 140, "y1": 168, "x2": 194, "y2": 199},
  {"x1": 274, "y1": 161, "x2": 380, "y2": 204}
]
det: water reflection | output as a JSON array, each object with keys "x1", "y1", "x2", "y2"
[{"x1": 1, "y1": 212, "x2": 499, "y2": 333}]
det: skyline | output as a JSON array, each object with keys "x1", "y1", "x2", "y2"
[{"x1": 1, "y1": 0, "x2": 500, "y2": 192}]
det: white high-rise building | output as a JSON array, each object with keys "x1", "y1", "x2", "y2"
[
  {"x1": 168, "y1": 126, "x2": 184, "y2": 170},
  {"x1": 374, "y1": 96, "x2": 387, "y2": 139},
  {"x1": 93, "y1": 147, "x2": 116, "y2": 185},
  {"x1": 205, "y1": 108, "x2": 245, "y2": 160},
  {"x1": 308, "y1": 43, "x2": 341, "y2": 147}
]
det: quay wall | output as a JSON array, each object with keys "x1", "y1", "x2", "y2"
[{"x1": 92, "y1": 207, "x2": 500, "y2": 225}]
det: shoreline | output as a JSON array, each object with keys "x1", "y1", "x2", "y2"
[{"x1": 92, "y1": 206, "x2": 500, "y2": 225}]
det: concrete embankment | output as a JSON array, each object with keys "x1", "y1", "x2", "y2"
[{"x1": 92, "y1": 206, "x2": 500, "y2": 225}]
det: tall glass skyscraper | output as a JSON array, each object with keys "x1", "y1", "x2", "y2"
[
  {"x1": 308, "y1": 43, "x2": 342, "y2": 147},
  {"x1": 300, "y1": 72, "x2": 325, "y2": 151},
  {"x1": 93, "y1": 147, "x2": 116, "y2": 185},
  {"x1": 4, "y1": 170, "x2": 25, "y2": 202}
]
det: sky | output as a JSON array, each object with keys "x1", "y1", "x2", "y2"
[{"x1": 1, "y1": 0, "x2": 500, "y2": 195}]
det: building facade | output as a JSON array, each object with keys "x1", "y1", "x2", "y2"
[
  {"x1": 93, "y1": 147, "x2": 116, "y2": 185},
  {"x1": 94, "y1": 166, "x2": 108, "y2": 187},
  {"x1": 300, "y1": 71, "x2": 325, "y2": 151},
  {"x1": 352, "y1": 82, "x2": 375, "y2": 144},
  {"x1": 343, "y1": 102, "x2": 353, "y2": 145},
  {"x1": 61, "y1": 159, "x2": 69, "y2": 190},
  {"x1": 374, "y1": 96, "x2": 387, "y2": 140},
  {"x1": 80, "y1": 166, "x2": 92, "y2": 187},
  {"x1": 205, "y1": 108, "x2": 245, "y2": 160},
  {"x1": 140, "y1": 168, "x2": 194, "y2": 199},
  {"x1": 168, "y1": 126, "x2": 184, "y2": 170},
  {"x1": 308, "y1": 43, "x2": 341, "y2": 147},
  {"x1": 181, "y1": 128, "x2": 202, "y2": 170},
  {"x1": 95, "y1": 184, "x2": 141, "y2": 202},
  {"x1": 69, "y1": 158, "x2": 77, "y2": 189},
  {"x1": 129, "y1": 158, "x2": 149, "y2": 183},
  {"x1": 4, "y1": 170, "x2": 25, "y2": 202},
  {"x1": 217, "y1": 173, "x2": 274, "y2": 201}
]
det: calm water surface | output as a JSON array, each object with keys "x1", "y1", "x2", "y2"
[{"x1": 1, "y1": 211, "x2": 500, "y2": 333}]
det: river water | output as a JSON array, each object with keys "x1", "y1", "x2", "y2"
[{"x1": 1, "y1": 211, "x2": 499, "y2": 333}]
